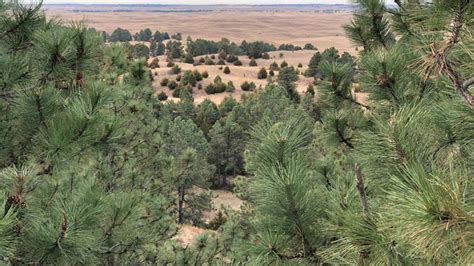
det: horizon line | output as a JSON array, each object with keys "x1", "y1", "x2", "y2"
[{"x1": 44, "y1": 3, "x2": 357, "y2": 6}]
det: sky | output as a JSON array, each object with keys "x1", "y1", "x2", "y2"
[{"x1": 43, "y1": 0, "x2": 395, "y2": 5}]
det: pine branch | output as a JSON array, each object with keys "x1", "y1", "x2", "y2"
[
  {"x1": 433, "y1": 0, "x2": 474, "y2": 108},
  {"x1": 355, "y1": 164, "x2": 369, "y2": 219}
]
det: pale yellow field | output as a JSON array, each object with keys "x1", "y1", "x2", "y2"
[
  {"x1": 45, "y1": 5, "x2": 356, "y2": 103},
  {"x1": 45, "y1": 6, "x2": 354, "y2": 51}
]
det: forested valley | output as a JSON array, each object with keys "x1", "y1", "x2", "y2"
[{"x1": 0, "y1": 0, "x2": 473, "y2": 264}]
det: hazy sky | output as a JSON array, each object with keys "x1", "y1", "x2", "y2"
[{"x1": 43, "y1": 0, "x2": 394, "y2": 5}]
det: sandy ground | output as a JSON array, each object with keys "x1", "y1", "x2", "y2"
[
  {"x1": 174, "y1": 189, "x2": 242, "y2": 246},
  {"x1": 152, "y1": 50, "x2": 317, "y2": 104},
  {"x1": 45, "y1": 6, "x2": 354, "y2": 51}
]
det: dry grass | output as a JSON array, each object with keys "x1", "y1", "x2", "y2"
[{"x1": 45, "y1": 6, "x2": 354, "y2": 51}]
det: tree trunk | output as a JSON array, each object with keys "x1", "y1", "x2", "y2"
[{"x1": 178, "y1": 186, "x2": 185, "y2": 224}]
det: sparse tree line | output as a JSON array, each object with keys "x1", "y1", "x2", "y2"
[
  {"x1": 96, "y1": 27, "x2": 317, "y2": 62},
  {"x1": 0, "y1": 0, "x2": 473, "y2": 265}
]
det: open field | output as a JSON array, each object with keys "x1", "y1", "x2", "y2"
[
  {"x1": 45, "y1": 4, "x2": 357, "y2": 103},
  {"x1": 151, "y1": 50, "x2": 316, "y2": 104},
  {"x1": 45, "y1": 4, "x2": 354, "y2": 51}
]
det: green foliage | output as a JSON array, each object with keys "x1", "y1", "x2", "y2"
[
  {"x1": 133, "y1": 28, "x2": 152, "y2": 41},
  {"x1": 223, "y1": 66, "x2": 231, "y2": 74},
  {"x1": 109, "y1": 28, "x2": 132, "y2": 42},
  {"x1": 277, "y1": 66, "x2": 300, "y2": 102},
  {"x1": 240, "y1": 81, "x2": 256, "y2": 92},
  {"x1": 257, "y1": 67, "x2": 268, "y2": 79}
]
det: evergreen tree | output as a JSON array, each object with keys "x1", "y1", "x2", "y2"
[
  {"x1": 110, "y1": 28, "x2": 132, "y2": 42},
  {"x1": 277, "y1": 66, "x2": 300, "y2": 102}
]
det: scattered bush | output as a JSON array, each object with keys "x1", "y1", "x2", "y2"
[
  {"x1": 223, "y1": 66, "x2": 231, "y2": 74},
  {"x1": 210, "y1": 54, "x2": 216, "y2": 60},
  {"x1": 214, "y1": 75, "x2": 222, "y2": 84},
  {"x1": 198, "y1": 84, "x2": 203, "y2": 90},
  {"x1": 148, "y1": 58, "x2": 160, "y2": 69},
  {"x1": 193, "y1": 70, "x2": 203, "y2": 81},
  {"x1": 280, "y1": 61, "x2": 288, "y2": 68},
  {"x1": 205, "y1": 82, "x2": 226, "y2": 94},
  {"x1": 217, "y1": 59, "x2": 226, "y2": 65},
  {"x1": 202, "y1": 71, "x2": 209, "y2": 79},
  {"x1": 176, "y1": 75, "x2": 181, "y2": 82},
  {"x1": 257, "y1": 67, "x2": 268, "y2": 79},
  {"x1": 172, "y1": 85, "x2": 193, "y2": 98},
  {"x1": 167, "y1": 80, "x2": 178, "y2": 90},
  {"x1": 204, "y1": 57, "x2": 215, "y2": 65},
  {"x1": 218, "y1": 49, "x2": 227, "y2": 60},
  {"x1": 269, "y1": 70, "x2": 275, "y2": 77},
  {"x1": 298, "y1": 63, "x2": 303, "y2": 68},
  {"x1": 167, "y1": 61, "x2": 175, "y2": 67},
  {"x1": 158, "y1": 91, "x2": 168, "y2": 101},
  {"x1": 226, "y1": 81, "x2": 235, "y2": 92},
  {"x1": 306, "y1": 84, "x2": 315, "y2": 96},
  {"x1": 304, "y1": 43, "x2": 316, "y2": 50},
  {"x1": 233, "y1": 60, "x2": 242, "y2": 66},
  {"x1": 184, "y1": 54, "x2": 194, "y2": 64},
  {"x1": 181, "y1": 71, "x2": 197, "y2": 87},
  {"x1": 262, "y1": 52, "x2": 270, "y2": 60},
  {"x1": 226, "y1": 55, "x2": 239, "y2": 63},
  {"x1": 241, "y1": 81, "x2": 256, "y2": 91},
  {"x1": 248, "y1": 59, "x2": 257, "y2": 67},
  {"x1": 160, "y1": 78, "x2": 169, "y2": 86},
  {"x1": 270, "y1": 62, "x2": 279, "y2": 71},
  {"x1": 171, "y1": 65, "x2": 181, "y2": 74},
  {"x1": 199, "y1": 57, "x2": 206, "y2": 63}
]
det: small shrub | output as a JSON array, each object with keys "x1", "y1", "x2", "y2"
[
  {"x1": 193, "y1": 70, "x2": 203, "y2": 81},
  {"x1": 262, "y1": 52, "x2": 270, "y2": 60},
  {"x1": 176, "y1": 75, "x2": 181, "y2": 82},
  {"x1": 241, "y1": 81, "x2": 256, "y2": 91},
  {"x1": 218, "y1": 49, "x2": 227, "y2": 60},
  {"x1": 304, "y1": 43, "x2": 316, "y2": 50},
  {"x1": 280, "y1": 61, "x2": 288, "y2": 68},
  {"x1": 160, "y1": 78, "x2": 169, "y2": 86},
  {"x1": 306, "y1": 84, "x2": 315, "y2": 96},
  {"x1": 157, "y1": 91, "x2": 168, "y2": 101},
  {"x1": 205, "y1": 82, "x2": 226, "y2": 94},
  {"x1": 171, "y1": 65, "x2": 181, "y2": 74},
  {"x1": 148, "y1": 58, "x2": 160, "y2": 69},
  {"x1": 233, "y1": 60, "x2": 242, "y2": 66},
  {"x1": 279, "y1": 52, "x2": 284, "y2": 58},
  {"x1": 217, "y1": 59, "x2": 226, "y2": 65},
  {"x1": 202, "y1": 71, "x2": 209, "y2": 79},
  {"x1": 167, "y1": 61, "x2": 175, "y2": 67},
  {"x1": 223, "y1": 66, "x2": 231, "y2": 74},
  {"x1": 257, "y1": 67, "x2": 268, "y2": 79},
  {"x1": 298, "y1": 63, "x2": 303, "y2": 68},
  {"x1": 270, "y1": 62, "x2": 279, "y2": 71},
  {"x1": 204, "y1": 57, "x2": 215, "y2": 65},
  {"x1": 249, "y1": 59, "x2": 257, "y2": 67},
  {"x1": 199, "y1": 57, "x2": 206, "y2": 63},
  {"x1": 226, "y1": 55, "x2": 238, "y2": 63},
  {"x1": 172, "y1": 85, "x2": 193, "y2": 98},
  {"x1": 226, "y1": 81, "x2": 235, "y2": 92},
  {"x1": 269, "y1": 70, "x2": 275, "y2": 77},
  {"x1": 198, "y1": 84, "x2": 203, "y2": 90},
  {"x1": 214, "y1": 75, "x2": 222, "y2": 84},
  {"x1": 167, "y1": 80, "x2": 178, "y2": 90},
  {"x1": 210, "y1": 55, "x2": 216, "y2": 59}
]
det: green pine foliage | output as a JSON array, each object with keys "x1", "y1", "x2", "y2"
[{"x1": 1, "y1": 1, "x2": 473, "y2": 264}]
